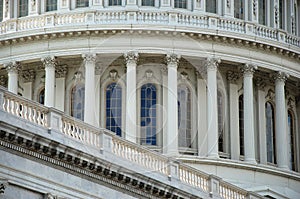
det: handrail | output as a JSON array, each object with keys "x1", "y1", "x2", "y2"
[
  {"x1": 0, "y1": 9, "x2": 299, "y2": 49},
  {"x1": 0, "y1": 86, "x2": 263, "y2": 199}
]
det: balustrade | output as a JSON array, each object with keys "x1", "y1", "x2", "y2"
[{"x1": 0, "y1": 87, "x2": 264, "y2": 199}]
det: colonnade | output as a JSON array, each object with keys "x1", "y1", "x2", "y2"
[{"x1": 3, "y1": 52, "x2": 293, "y2": 169}]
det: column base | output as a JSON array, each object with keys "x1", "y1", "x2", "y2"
[
  {"x1": 244, "y1": 158, "x2": 257, "y2": 164},
  {"x1": 278, "y1": 165, "x2": 289, "y2": 170},
  {"x1": 164, "y1": 150, "x2": 179, "y2": 158},
  {"x1": 207, "y1": 153, "x2": 219, "y2": 159}
]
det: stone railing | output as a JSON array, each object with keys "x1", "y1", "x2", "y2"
[
  {"x1": 1, "y1": 91, "x2": 48, "y2": 127},
  {"x1": 0, "y1": 87, "x2": 262, "y2": 199},
  {"x1": 0, "y1": 10, "x2": 299, "y2": 49}
]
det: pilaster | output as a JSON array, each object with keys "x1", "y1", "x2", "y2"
[
  {"x1": 206, "y1": 57, "x2": 221, "y2": 158},
  {"x1": 58, "y1": 0, "x2": 71, "y2": 10},
  {"x1": 3, "y1": 0, "x2": 12, "y2": 21},
  {"x1": 22, "y1": 69, "x2": 36, "y2": 100},
  {"x1": 124, "y1": 51, "x2": 138, "y2": 143},
  {"x1": 227, "y1": 70, "x2": 240, "y2": 160},
  {"x1": 241, "y1": 63, "x2": 257, "y2": 164},
  {"x1": 223, "y1": 0, "x2": 234, "y2": 18},
  {"x1": 55, "y1": 65, "x2": 67, "y2": 112},
  {"x1": 249, "y1": 0, "x2": 258, "y2": 22},
  {"x1": 29, "y1": 0, "x2": 39, "y2": 15}
]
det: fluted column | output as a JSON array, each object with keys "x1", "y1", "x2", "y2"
[
  {"x1": 274, "y1": 71, "x2": 289, "y2": 169},
  {"x1": 206, "y1": 57, "x2": 220, "y2": 158},
  {"x1": 82, "y1": 54, "x2": 96, "y2": 126},
  {"x1": 241, "y1": 64, "x2": 257, "y2": 163},
  {"x1": 227, "y1": 71, "x2": 240, "y2": 160},
  {"x1": 124, "y1": 51, "x2": 138, "y2": 142},
  {"x1": 165, "y1": 54, "x2": 180, "y2": 156},
  {"x1": 22, "y1": 69, "x2": 36, "y2": 100},
  {"x1": 197, "y1": 72, "x2": 207, "y2": 156},
  {"x1": 42, "y1": 56, "x2": 56, "y2": 107},
  {"x1": 5, "y1": 62, "x2": 20, "y2": 94}
]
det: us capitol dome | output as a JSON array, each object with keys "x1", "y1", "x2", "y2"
[{"x1": 0, "y1": 0, "x2": 299, "y2": 199}]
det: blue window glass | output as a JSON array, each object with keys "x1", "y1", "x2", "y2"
[
  {"x1": 18, "y1": 0, "x2": 28, "y2": 17},
  {"x1": 266, "y1": 102, "x2": 276, "y2": 164},
  {"x1": 140, "y1": 83, "x2": 157, "y2": 145},
  {"x1": 38, "y1": 88, "x2": 45, "y2": 105},
  {"x1": 106, "y1": 83, "x2": 122, "y2": 136},
  {"x1": 71, "y1": 84, "x2": 85, "y2": 121},
  {"x1": 46, "y1": 0, "x2": 57, "y2": 11},
  {"x1": 178, "y1": 85, "x2": 191, "y2": 148}
]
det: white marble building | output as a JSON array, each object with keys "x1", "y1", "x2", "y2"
[{"x1": 0, "y1": 0, "x2": 299, "y2": 199}]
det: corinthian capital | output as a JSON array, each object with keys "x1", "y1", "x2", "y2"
[
  {"x1": 41, "y1": 56, "x2": 57, "y2": 69},
  {"x1": 82, "y1": 53, "x2": 96, "y2": 64},
  {"x1": 241, "y1": 63, "x2": 257, "y2": 76},
  {"x1": 273, "y1": 71, "x2": 289, "y2": 83},
  {"x1": 5, "y1": 61, "x2": 21, "y2": 73},
  {"x1": 206, "y1": 57, "x2": 221, "y2": 71},
  {"x1": 166, "y1": 54, "x2": 180, "y2": 67},
  {"x1": 124, "y1": 51, "x2": 139, "y2": 65}
]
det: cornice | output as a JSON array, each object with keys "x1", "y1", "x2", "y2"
[
  {"x1": 0, "y1": 27, "x2": 299, "y2": 63},
  {"x1": 0, "y1": 128, "x2": 196, "y2": 199}
]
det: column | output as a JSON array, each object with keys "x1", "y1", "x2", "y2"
[
  {"x1": 206, "y1": 57, "x2": 220, "y2": 158},
  {"x1": 82, "y1": 54, "x2": 96, "y2": 126},
  {"x1": 165, "y1": 54, "x2": 180, "y2": 156},
  {"x1": 29, "y1": 0, "x2": 39, "y2": 15},
  {"x1": 160, "y1": 0, "x2": 171, "y2": 8},
  {"x1": 227, "y1": 71, "x2": 240, "y2": 160},
  {"x1": 55, "y1": 66, "x2": 67, "y2": 112},
  {"x1": 22, "y1": 69, "x2": 36, "y2": 100},
  {"x1": 42, "y1": 56, "x2": 56, "y2": 107},
  {"x1": 256, "y1": 77, "x2": 267, "y2": 165},
  {"x1": 5, "y1": 61, "x2": 20, "y2": 94},
  {"x1": 3, "y1": 0, "x2": 13, "y2": 20},
  {"x1": 197, "y1": 72, "x2": 207, "y2": 157},
  {"x1": 274, "y1": 71, "x2": 289, "y2": 169},
  {"x1": 124, "y1": 51, "x2": 138, "y2": 143},
  {"x1": 241, "y1": 64, "x2": 257, "y2": 164}
]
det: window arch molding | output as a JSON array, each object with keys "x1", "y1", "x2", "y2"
[
  {"x1": 177, "y1": 76, "x2": 197, "y2": 154},
  {"x1": 100, "y1": 74, "x2": 126, "y2": 137},
  {"x1": 137, "y1": 67, "x2": 162, "y2": 148}
]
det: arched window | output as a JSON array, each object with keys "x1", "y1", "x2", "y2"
[
  {"x1": 76, "y1": 0, "x2": 89, "y2": 7},
  {"x1": 142, "y1": 0, "x2": 154, "y2": 6},
  {"x1": 38, "y1": 88, "x2": 45, "y2": 105},
  {"x1": 206, "y1": 0, "x2": 216, "y2": 13},
  {"x1": 140, "y1": 83, "x2": 157, "y2": 145},
  {"x1": 234, "y1": 0, "x2": 244, "y2": 19},
  {"x1": 293, "y1": 2, "x2": 297, "y2": 35},
  {"x1": 0, "y1": 0, "x2": 3, "y2": 22},
  {"x1": 46, "y1": 0, "x2": 57, "y2": 11},
  {"x1": 288, "y1": 110, "x2": 296, "y2": 171},
  {"x1": 178, "y1": 85, "x2": 191, "y2": 148},
  {"x1": 109, "y1": 0, "x2": 122, "y2": 6},
  {"x1": 106, "y1": 83, "x2": 122, "y2": 136},
  {"x1": 239, "y1": 95, "x2": 244, "y2": 156},
  {"x1": 259, "y1": 0, "x2": 267, "y2": 25},
  {"x1": 265, "y1": 102, "x2": 276, "y2": 164},
  {"x1": 18, "y1": 0, "x2": 28, "y2": 17},
  {"x1": 174, "y1": 0, "x2": 187, "y2": 9},
  {"x1": 218, "y1": 90, "x2": 224, "y2": 152},
  {"x1": 71, "y1": 84, "x2": 85, "y2": 121}
]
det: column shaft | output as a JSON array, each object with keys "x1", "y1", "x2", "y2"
[
  {"x1": 275, "y1": 72, "x2": 289, "y2": 169},
  {"x1": 166, "y1": 54, "x2": 180, "y2": 156},
  {"x1": 125, "y1": 52, "x2": 138, "y2": 143},
  {"x1": 242, "y1": 64, "x2": 257, "y2": 163},
  {"x1": 42, "y1": 56, "x2": 56, "y2": 107},
  {"x1": 206, "y1": 57, "x2": 220, "y2": 158},
  {"x1": 83, "y1": 54, "x2": 96, "y2": 126},
  {"x1": 6, "y1": 62, "x2": 20, "y2": 94},
  {"x1": 197, "y1": 75, "x2": 207, "y2": 156},
  {"x1": 162, "y1": 66, "x2": 168, "y2": 154}
]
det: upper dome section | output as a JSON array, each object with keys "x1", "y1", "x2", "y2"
[{"x1": 0, "y1": 0, "x2": 299, "y2": 54}]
